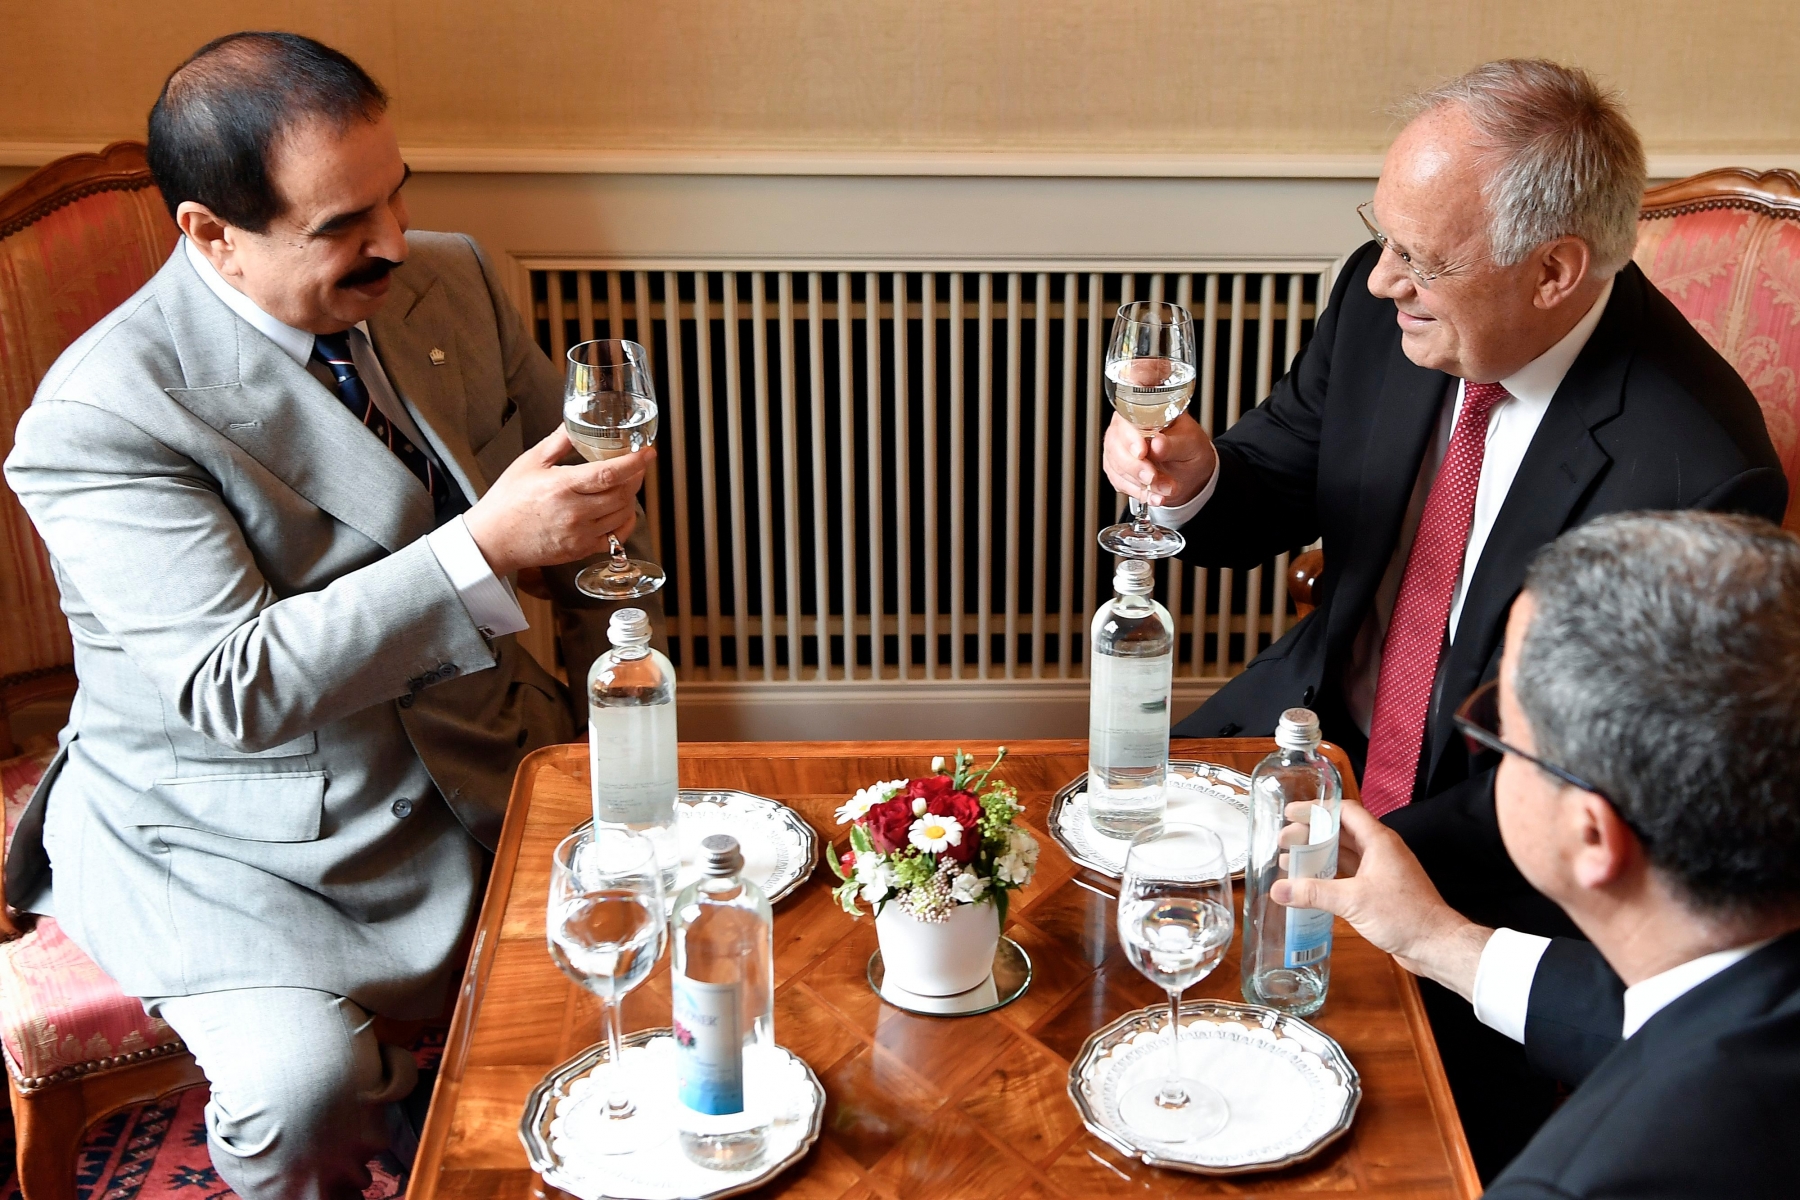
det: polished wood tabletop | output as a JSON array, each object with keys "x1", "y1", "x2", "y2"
[{"x1": 410, "y1": 739, "x2": 1478, "y2": 1199}]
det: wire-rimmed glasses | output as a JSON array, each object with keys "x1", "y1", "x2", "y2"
[
  {"x1": 1355, "y1": 202, "x2": 1493, "y2": 291},
  {"x1": 564, "y1": 339, "x2": 665, "y2": 599},
  {"x1": 1116, "y1": 822, "x2": 1235, "y2": 1144},
  {"x1": 546, "y1": 827, "x2": 668, "y2": 1154},
  {"x1": 1098, "y1": 301, "x2": 1199, "y2": 560}
]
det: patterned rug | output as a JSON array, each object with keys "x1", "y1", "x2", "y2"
[{"x1": 2, "y1": 1029, "x2": 444, "y2": 1199}]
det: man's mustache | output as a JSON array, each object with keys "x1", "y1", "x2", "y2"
[{"x1": 336, "y1": 258, "x2": 402, "y2": 289}]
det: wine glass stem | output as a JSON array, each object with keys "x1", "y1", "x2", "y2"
[
  {"x1": 601, "y1": 995, "x2": 635, "y2": 1120},
  {"x1": 1159, "y1": 986, "x2": 1190, "y2": 1109},
  {"x1": 1129, "y1": 495, "x2": 1155, "y2": 532},
  {"x1": 605, "y1": 536, "x2": 639, "y2": 584}
]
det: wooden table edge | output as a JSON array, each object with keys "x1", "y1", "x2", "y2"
[{"x1": 411, "y1": 738, "x2": 1480, "y2": 1199}]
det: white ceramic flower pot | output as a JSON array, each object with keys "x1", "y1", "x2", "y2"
[{"x1": 875, "y1": 900, "x2": 1001, "y2": 996}]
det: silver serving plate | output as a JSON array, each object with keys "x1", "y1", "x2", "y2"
[
  {"x1": 867, "y1": 936, "x2": 1033, "y2": 1017},
  {"x1": 1067, "y1": 999, "x2": 1361, "y2": 1175},
  {"x1": 1048, "y1": 761, "x2": 1254, "y2": 881},
  {"x1": 519, "y1": 1029, "x2": 826, "y2": 1200},
  {"x1": 576, "y1": 788, "x2": 819, "y2": 904}
]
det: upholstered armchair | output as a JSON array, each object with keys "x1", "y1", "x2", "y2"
[
  {"x1": 0, "y1": 143, "x2": 199, "y2": 1200},
  {"x1": 1285, "y1": 168, "x2": 1800, "y2": 616}
]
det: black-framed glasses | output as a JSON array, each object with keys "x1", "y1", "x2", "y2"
[
  {"x1": 1356, "y1": 202, "x2": 1492, "y2": 290},
  {"x1": 1452, "y1": 679, "x2": 1650, "y2": 845}
]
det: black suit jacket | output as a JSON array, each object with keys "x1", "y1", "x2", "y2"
[
  {"x1": 1488, "y1": 930, "x2": 1800, "y2": 1197},
  {"x1": 1172, "y1": 242, "x2": 1786, "y2": 806}
]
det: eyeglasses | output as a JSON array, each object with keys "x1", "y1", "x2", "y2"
[
  {"x1": 1356, "y1": 202, "x2": 1492, "y2": 290},
  {"x1": 1452, "y1": 679, "x2": 1651, "y2": 846}
]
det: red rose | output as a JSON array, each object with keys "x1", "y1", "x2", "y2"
[
  {"x1": 939, "y1": 791, "x2": 984, "y2": 862},
  {"x1": 862, "y1": 796, "x2": 915, "y2": 853},
  {"x1": 903, "y1": 775, "x2": 955, "y2": 805}
]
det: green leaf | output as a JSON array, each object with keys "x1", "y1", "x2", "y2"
[
  {"x1": 849, "y1": 824, "x2": 874, "y2": 855},
  {"x1": 994, "y1": 885, "x2": 1009, "y2": 926}
]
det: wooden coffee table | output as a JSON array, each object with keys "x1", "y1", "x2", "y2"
[{"x1": 410, "y1": 739, "x2": 1478, "y2": 1198}]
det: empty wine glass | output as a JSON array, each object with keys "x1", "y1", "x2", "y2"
[
  {"x1": 565, "y1": 339, "x2": 665, "y2": 599},
  {"x1": 1116, "y1": 822, "x2": 1235, "y2": 1144},
  {"x1": 547, "y1": 826, "x2": 668, "y2": 1154},
  {"x1": 1098, "y1": 301, "x2": 1199, "y2": 559}
]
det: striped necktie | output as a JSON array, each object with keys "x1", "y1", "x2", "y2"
[
  {"x1": 312, "y1": 330, "x2": 455, "y2": 517},
  {"x1": 1361, "y1": 381, "x2": 1509, "y2": 817}
]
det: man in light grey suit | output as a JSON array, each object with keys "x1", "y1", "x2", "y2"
[{"x1": 3, "y1": 32, "x2": 654, "y2": 1199}]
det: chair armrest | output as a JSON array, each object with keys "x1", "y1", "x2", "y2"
[{"x1": 1289, "y1": 548, "x2": 1324, "y2": 618}]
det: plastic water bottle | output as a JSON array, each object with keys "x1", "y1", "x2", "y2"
[
  {"x1": 1241, "y1": 709, "x2": 1343, "y2": 1016},
  {"x1": 672, "y1": 835, "x2": 775, "y2": 1170},
  {"x1": 588, "y1": 608, "x2": 679, "y2": 892},
  {"x1": 1087, "y1": 559, "x2": 1174, "y2": 837}
]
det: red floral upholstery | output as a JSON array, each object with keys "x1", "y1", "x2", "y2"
[
  {"x1": 1636, "y1": 201, "x2": 1800, "y2": 530},
  {"x1": 1, "y1": 749, "x2": 185, "y2": 1092}
]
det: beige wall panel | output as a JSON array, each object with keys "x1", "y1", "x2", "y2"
[{"x1": 3, "y1": 0, "x2": 1798, "y2": 163}]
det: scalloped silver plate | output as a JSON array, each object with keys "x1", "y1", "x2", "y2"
[
  {"x1": 1049, "y1": 761, "x2": 1253, "y2": 881},
  {"x1": 519, "y1": 1029, "x2": 825, "y2": 1200},
  {"x1": 576, "y1": 788, "x2": 819, "y2": 904},
  {"x1": 1067, "y1": 999, "x2": 1361, "y2": 1175}
]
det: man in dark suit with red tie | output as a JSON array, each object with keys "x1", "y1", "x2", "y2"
[{"x1": 1104, "y1": 58, "x2": 1786, "y2": 1174}]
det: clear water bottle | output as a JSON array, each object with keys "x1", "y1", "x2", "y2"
[
  {"x1": 1241, "y1": 709, "x2": 1343, "y2": 1016},
  {"x1": 672, "y1": 834, "x2": 775, "y2": 1170},
  {"x1": 1088, "y1": 558, "x2": 1175, "y2": 837},
  {"x1": 588, "y1": 608, "x2": 679, "y2": 892}
]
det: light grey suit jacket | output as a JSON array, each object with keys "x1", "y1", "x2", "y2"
[{"x1": 4, "y1": 231, "x2": 625, "y2": 1016}]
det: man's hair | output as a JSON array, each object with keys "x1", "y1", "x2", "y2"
[
  {"x1": 1400, "y1": 59, "x2": 1646, "y2": 277},
  {"x1": 1515, "y1": 512, "x2": 1800, "y2": 914},
  {"x1": 147, "y1": 31, "x2": 387, "y2": 232}
]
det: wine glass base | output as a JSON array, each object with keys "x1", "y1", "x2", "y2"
[
  {"x1": 1098, "y1": 521, "x2": 1186, "y2": 560},
  {"x1": 1118, "y1": 1075, "x2": 1229, "y2": 1145},
  {"x1": 575, "y1": 559, "x2": 667, "y2": 600}
]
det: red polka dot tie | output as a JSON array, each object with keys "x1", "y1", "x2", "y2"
[{"x1": 1361, "y1": 382, "x2": 1509, "y2": 817}]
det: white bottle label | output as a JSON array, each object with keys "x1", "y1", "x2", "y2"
[
  {"x1": 1283, "y1": 803, "x2": 1338, "y2": 968},
  {"x1": 589, "y1": 702, "x2": 678, "y2": 826},
  {"x1": 673, "y1": 975, "x2": 744, "y2": 1115},
  {"x1": 1089, "y1": 653, "x2": 1173, "y2": 764}
]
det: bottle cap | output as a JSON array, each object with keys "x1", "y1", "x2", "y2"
[
  {"x1": 1114, "y1": 559, "x2": 1155, "y2": 595},
  {"x1": 700, "y1": 833, "x2": 744, "y2": 877},
  {"x1": 607, "y1": 607, "x2": 651, "y2": 645},
  {"x1": 1275, "y1": 708, "x2": 1322, "y2": 751}
]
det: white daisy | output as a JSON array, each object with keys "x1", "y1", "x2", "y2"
[
  {"x1": 950, "y1": 870, "x2": 989, "y2": 904},
  {"x1": 835, "y1": 779, "x2": 907, "y2": 824},
  {"x1": 908, "y1": 813, "x2": 964, "y2": 855}
]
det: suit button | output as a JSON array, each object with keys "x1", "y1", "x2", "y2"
[
  {"x1": 392, "y1": 798, "x2": 414, "y2": 819},
  {"x1": 398, "y1": 693, "x2": 415, "y2": 709},
  {"x1": 439, "y1": 664, "x2": 459, "y2": 679},
  {"x1": 1302, "y1": 686, "x2": 1317, "y2": 707},
  {"x1": 1219, "y1": 722, "x2": 1243, "y2": 737}
]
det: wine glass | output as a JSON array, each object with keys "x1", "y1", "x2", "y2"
[
  {"x1": 1116, "y1": 822, "x2": 1235, "y2": 1144},
  {"x1": 565, "y1": 339, "x2": 665, "y2": 599},
  {"x1": 547, "y1": 826, "x2": 668, "y2": 1154},
  {"x1": 1098, "y1": 301, "x2": 1199, "y2": 559}
]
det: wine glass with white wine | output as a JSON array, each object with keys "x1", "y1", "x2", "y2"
[
  {"x1": 1098, "y1": 301, "x2": 1199, "y2": 559},
  {"x1": 565, "y1": 339, "x2": 665, "y2": 599}
]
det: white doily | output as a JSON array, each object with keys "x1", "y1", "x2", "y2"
[
  {"x1": 675, "y1": 794, "x2": 812, "y2": 901},
  {"x1": 1077, "y1": 1017, "x2": 1353, "y2": 1168},
  {"x1": 546, "y1": 1039, "x2": 821, "y2": 1200},
  {"x1": 1056, "y1": 772, "x2": 1251, "y2": 877}
]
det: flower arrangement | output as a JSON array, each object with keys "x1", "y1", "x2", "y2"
[{"x1": 827, "y1": 748, "x2": 1040, "y2": 924}]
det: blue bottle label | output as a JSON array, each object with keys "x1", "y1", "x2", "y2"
[
  {"x1": 673, "y1": 974, "x2": 743, "y2": 1115},
  {"x1": 1283, "y1": 832, "x2": 1337, "y2": 969}
]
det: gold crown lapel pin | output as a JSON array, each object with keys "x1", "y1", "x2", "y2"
[{"x1": 429, "y1": 348, "x2": 447, "y2": 366}]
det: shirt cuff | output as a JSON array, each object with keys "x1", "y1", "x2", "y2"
[
  {"x1": 1147, "y1": 460, "x2": 1220, "y2": 530},
  {"x1": 1472, "y1": 927, "x2": 1553, "y2": 1044},
  {"x1": 426, "y1": 516, "x2": 530, "y2": 638}
]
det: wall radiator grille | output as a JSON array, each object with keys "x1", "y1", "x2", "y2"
[{"x1": 526, "y1": 265, "x2": 1333, "y2": 690}]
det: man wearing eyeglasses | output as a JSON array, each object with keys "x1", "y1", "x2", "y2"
[
  {"x1": 1103, "y1": 58, "x2": 1786, "y2": 1172},
  {"x1": 1278, "y1": 511, "x2": 1800, "y2": 1198}
]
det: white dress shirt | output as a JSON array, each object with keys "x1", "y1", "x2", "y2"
[
  {"x1": 1473, "y1": 928, "x2": 1773, "y2": 1043},
  {"x1": 1153, "y1": 277, "x2": 1614, "y2": 735},
  {"x1": 182, "y1": 238, "x2": 528, "y2": 638}
]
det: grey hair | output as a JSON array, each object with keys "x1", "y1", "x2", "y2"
[
  {"x1": 1400, "y1": 59, "x2": 1647, "y2": 277},
  {"x1": 1513, "y1": 512, "x2": 1800, "y2": 915}
]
